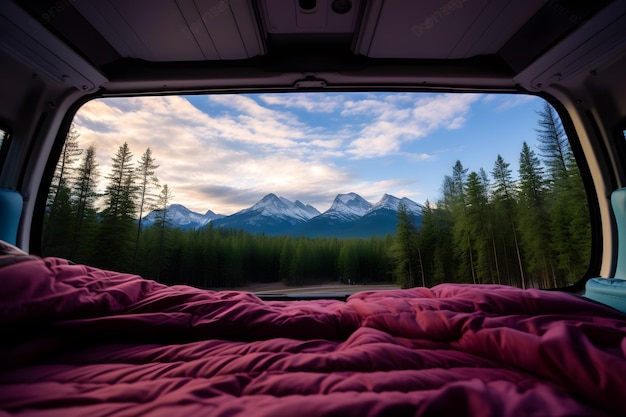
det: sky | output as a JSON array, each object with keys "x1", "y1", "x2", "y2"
[{"x1": 72, "y1": 92, "x2": 546, "y2": 215}]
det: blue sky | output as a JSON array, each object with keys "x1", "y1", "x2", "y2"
[{"x1": 73, "y1": 92, "x2": 546, "y2": 214}]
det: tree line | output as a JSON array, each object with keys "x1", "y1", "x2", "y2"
[
  {"x1": 137, "y1": 226, "x2": 394, "y2": 288},
  {"x1": 391, "y1": 103, "x2": 590, "y2": 289},
  {"x1": 43, "y1": 102, "x2": 590, "y2": 289},
  {"x1": 42, "y1": 125, "x2": 393, "y2": 288},
  {"x1": 44, "y1": 126, "x2": 168, "y2": 272}
]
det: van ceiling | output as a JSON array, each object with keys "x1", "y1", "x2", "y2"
[{"x1": 9, "y1": 0, "x2": 619, "y2": 92}]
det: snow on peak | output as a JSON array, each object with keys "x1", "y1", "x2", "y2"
[
  {"x1": 372, "y1": 194, "x2": 400, "y2": 210},
  {"x1": 142, "y1": 203, "x2": 222, "y2": 229},
  {"x1": 204, "y1": 209, "x2": 219, "y2": 218},
  {"x1": 246, "y1": 193, "x2": 320, "y2": 221},
  {"x1": 323, "y1": 192, "x2": 372, "y2": 220},
  {"x1": 249, "y1": 193, "x2": 288, "y2": 211},
  {"x1": 168, "y1": 203, "x2": 188, "y2": 212},
  {"x1": 370, "y1": 194, "x2": 423, "y2": 214},
  {"x1": 399, "y1": 197, "x2": 424, "y2": 215},
  {"x1": 295, "y1": 200, "x2": 322, "y2": 218}
]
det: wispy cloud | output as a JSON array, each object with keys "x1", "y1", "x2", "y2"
[
  {"x1": 483, "y1": 94, "x2": 539, "y2": 111},
  {"x1": 405, "y1": 152, "x2": 435, "y2": 161},
  {"x1": 72, "y1": 92, "x2": 499, "y2": 214},
  {"x1": 259, "y1": 93, "x2": 341, "y2": 113},
  {"x1": 74, "y1": 96, "x2": 354, "y2": 213},
  {"x1": 346, "y1": 93, "x2": 480, "y2": 158}
]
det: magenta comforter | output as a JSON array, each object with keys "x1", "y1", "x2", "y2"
[{"x1": 1, "y1": 256, "x2": 626, "y2": 417}]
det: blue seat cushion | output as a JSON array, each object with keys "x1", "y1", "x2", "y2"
[{"x1": 584, "y1": 278, "x2": 626, "y2": 314}]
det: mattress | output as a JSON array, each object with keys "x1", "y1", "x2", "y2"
[{"x1": 1, "y1": 250, "x2": 625, "y2": 416}]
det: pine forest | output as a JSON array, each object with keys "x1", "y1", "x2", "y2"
[{"x1": 43, "y1": 103, "x2": 591, "y2": 290}]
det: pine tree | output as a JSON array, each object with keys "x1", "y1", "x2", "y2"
[
  {"x1": 550, "y1": 149, "x2": 590, "y2": 284},
  {"x1": 391, "y1": 203, "x2": 420, "y2": 288},
  {"x1": 48, "y1": 123, "x2": 82, "y2": 207},
  {"x1": 154, "y1": 184, "x2": 173, "y2": 228},
  {"x1": 98, "y1": 142, "x2": 137, "y2": 270},
  {"x1": 44, "y1": 124, "x2": 82, "y2": 256},
  {"x1": 43, "y1": 181, "x2": 74, "y2": 257},
  {"x1": 564, "y1": 153, "x2": 591, "y2": 277},
  {"x1": 451, "y1": 161, "x2": 468, "y2": 207},
  {"x1": 447, "y1": 161, "x2": 477, "y2": 283},
  {"x1": 518, "y1": 142, "x2": 555, "y2": 287},
  {"x1": 153, "y1": 184, "x2": 173, "y2": 281},
  {"x1": 492, "y1": 154, "x2": 525, "y2": 288},
  {"x1": 71, "y1": 145, "x2": 99, "y2": 262},
  {"x1": 536, "y1": 102, "x2": 569, "y2": 182},
  {"x1": 136, "y1": 184, "x2": 173, "y2": 281},
  {"x1": 535, "y1": 105, "x2": 590, "y2": 285},
  {"x1": 103, "y1": 143, "x2": 135, "y2": 218},
  {"x1": 133, "y1": 148, "x2": 160, "y2": 271},
  {"x1": 417, "y1": 200, "x2": 437, "y2": 286},
  {"x1": 518, "y1": 142, "x2": 546, "y2": 208},
  {"x1": 465, "y1": 170, "x2": 493, "y2": 283},
  {"x1": 430, "y1": 201, "x2": 456, "y2": 283},
  {"x1": 478, "y1": 168, "x2": 503, "y2": 285}
]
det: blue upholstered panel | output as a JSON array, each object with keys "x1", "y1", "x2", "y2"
[
  {"x1": 585, "y1": 278, "x2": 626, "y2": 314},
  {"x1": 585, "y1": 188, "x2": 626, "y2": 313},
  {"x1": 612, "y1": 187, "x2": 626, "y2": 279},
  {"x1": 0, "y1": 189, "x2": 23, "y2": 245}
]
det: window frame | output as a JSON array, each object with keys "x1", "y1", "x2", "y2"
[{"x1": 36, "y1": 90, "x2": 600, "y2": 292}]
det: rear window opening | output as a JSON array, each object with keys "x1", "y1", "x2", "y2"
[{"x1": 41, "y1": 92, "x2": 591, "y2": 293}]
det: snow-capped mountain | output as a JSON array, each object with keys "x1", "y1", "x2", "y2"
[
  {"x1": 294, "y1": 193, "x2": 423, "y2": 238},
  {"x1": 245, "y1": 193, "x2": 320, "y2": 221},
  {"x1": 343, "y1": 194, "x2": 423, "y2": 238},
  {"x1": 368, "y1": 194, "x2": 423, "y2": 215},
  {"x1": 211, "y1": 193, "x2": 320, "y2": 234},
  {"x1": 319, "y1": 192, "x2": 373, "y2": 221},
  {"x1": 141, "y1": 204, "x2": 223, "y2": 230},
  {"x1": 143, "y1": 193, "x2": 423, "y2": 238}
]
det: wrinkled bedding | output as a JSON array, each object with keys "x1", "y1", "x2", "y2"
[{"x1": 1, "y1": 255, "x2": 626, "y2": 417}]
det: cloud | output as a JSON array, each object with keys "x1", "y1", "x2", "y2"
[
  {"x1": 484, "y1": 94, "x2": 539, "y2": 111},
  {"x1": 193, "y1": 185, "x2": 262, "y2": 213},
  {"x1": 341, "y1": 99, "x2": 391, "y2": 117},
  {"x1": 346, "y1": 93, "x2": 480, "y2": 158},
  {"x1": 405, "y1": 152, "x2": 435, "y2": 161},
  {"x1": 73, "y1": 96, "x2": 354, "y2": 213},
  {"x1": 259, "y1": 93, "x2": 341, "y2": 113},
  {"x1": 71, "y1": 92, "x2": 485, "y2": 214}
]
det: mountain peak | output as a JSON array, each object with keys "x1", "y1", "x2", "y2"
[
  {"x1": 370, "y1": 194, "x2": 423, "y2": 214},
  {"x1": 233, "y1": 193, "x2": 320, "y2": 223},
  {"x1": 141, "y1": 203, "x2": 223, "y2": 230},
  {"x1": 145, "y1": 193, "x2": 424, "y2": 237},
  {"x1": 168, "y1": 203, "x2": 188, "y2": 211},
  {"x1": 321, "y1": 192, "x2": 372, "y2": 220},
  {"x1": 250, "y1": 193, "x2": 289, "y2": 211}
]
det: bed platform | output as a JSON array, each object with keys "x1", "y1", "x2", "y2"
[{"x1": 1, "y1": 245, "x2": 625, "y2": 416}]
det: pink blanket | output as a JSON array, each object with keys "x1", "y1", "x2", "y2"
[{"x1": 1, "y1": 256, "x2": 625, "y2": 416}]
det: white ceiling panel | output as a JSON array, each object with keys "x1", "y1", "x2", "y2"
[
  {"x1": 356, "y1": 0, "x2": 545, "y2": 59},
  {"x1": 73, "y1": 0, "x2": 264, "y2": 61}
]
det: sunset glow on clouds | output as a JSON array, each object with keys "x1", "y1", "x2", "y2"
[{"x1": 72, "y1": 92, "x2": 543, "y2": 214}]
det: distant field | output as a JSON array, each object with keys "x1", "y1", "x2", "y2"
[{"x1": 228, "y1": 281, "x2": 401, "y2": 295}]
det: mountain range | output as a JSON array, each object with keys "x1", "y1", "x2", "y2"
[
  {"x1": 142, "y1": 192, "x2": 423, "y2": 238},
  {"x1": 141, "y1": 204, "x2": 223, "y2": 230}
]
